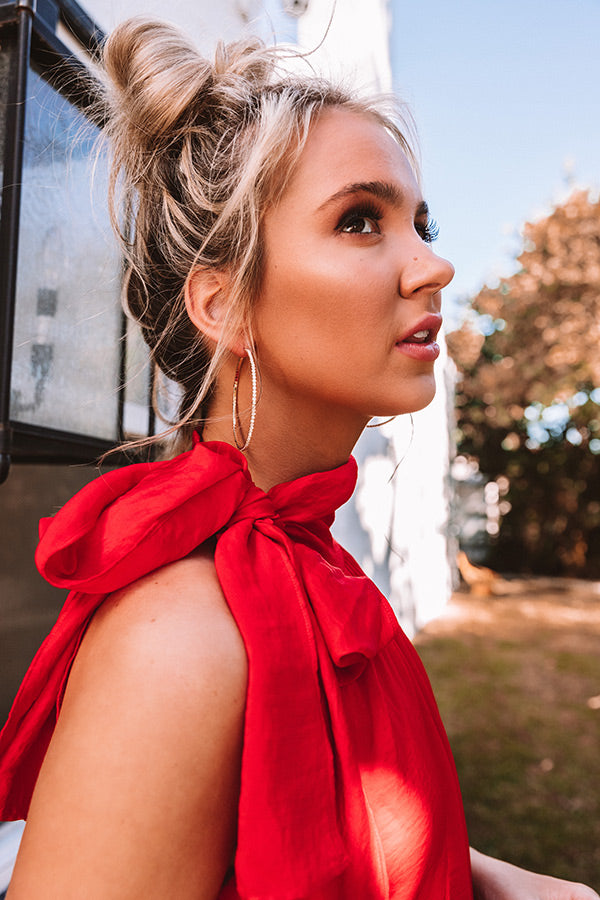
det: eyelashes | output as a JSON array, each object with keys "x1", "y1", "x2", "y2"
[
  {"x1": 336, "y1": 201, "x2": 440, "y2": 243},
  {"x1": 417, "y1": 217, "x2": 440, "y2": 244}
]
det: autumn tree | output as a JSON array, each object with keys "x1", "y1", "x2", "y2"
[{"x1": 447, "y1": 189, "x2": 600, "y2": 577}]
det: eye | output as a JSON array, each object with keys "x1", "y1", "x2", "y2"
[
  {"x1": 337, "y1": 202, "x2": 383, "y2": 235},
  {"x1": 340, "y1": 215, "x2": 380, "y2": 235},
  {"x1": 416, "y1": 216, "x2": 440, "y2": 244}
]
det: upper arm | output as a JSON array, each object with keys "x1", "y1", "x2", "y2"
[{"x1": 8, "y1": 550, "x2": 247, "y2": 900}]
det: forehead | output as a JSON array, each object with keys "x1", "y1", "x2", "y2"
[{"x1": 280, "y1": 107, "x2": 420, "y2": 209}]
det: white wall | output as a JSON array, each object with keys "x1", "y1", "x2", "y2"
[
  {"x1": 334, "y1": 348, "x2": 455, "y2": 637},
  {"x1": 298, "y1": 0, "x2": 392, "y2": 92},
  {"x1": 69, "y1": 0, "x2": 245, "y2": 50},
  {"x1": 81, "y1": 0, "x2": 391, "y2": 89}
]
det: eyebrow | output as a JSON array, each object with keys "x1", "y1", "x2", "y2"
[{"x1": 317, "y1": 180, "x2": 429, "y2": 218}]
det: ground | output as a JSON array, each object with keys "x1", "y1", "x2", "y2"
[{"x1": 415, "y1": 577, "x2": 600, "y2": 887}]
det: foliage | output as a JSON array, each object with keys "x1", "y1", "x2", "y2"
[{"x1": 447, "y1": 190, "x2": 600, "y2": 576}]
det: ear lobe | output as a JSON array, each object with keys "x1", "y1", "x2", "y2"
[{"x1": 185, "y1": 268, "x2": 245, "y2": 354}]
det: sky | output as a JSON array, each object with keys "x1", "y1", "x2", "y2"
[{"x1": 391, "y1": 0, "x2": 600, "y2": 327}]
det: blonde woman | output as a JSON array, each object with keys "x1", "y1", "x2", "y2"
[{"x1": 0, "y1": 18, "x2": 597, "y2": 900}]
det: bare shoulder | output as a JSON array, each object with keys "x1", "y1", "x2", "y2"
[
  {"x1": 85, "y1": 542, "x2": 247, "y2": 693},
  {"x1": 8, "y1": 544, "x2": 247, "y2": 900},
  {"x1": 64, "y1": 542, "x2": 248, "y2": 735}
]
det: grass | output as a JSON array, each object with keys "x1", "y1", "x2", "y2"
[{"x1": 414, "y1": 580, "x2": 600, "y2": 887}]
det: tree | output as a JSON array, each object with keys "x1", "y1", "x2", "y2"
[{"x1": 447, "y1": 189, "x2": 600, "y2": 577}]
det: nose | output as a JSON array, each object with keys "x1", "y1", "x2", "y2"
[{"x1": 398, "y1": 242, "x2": 455, "y2": 300}]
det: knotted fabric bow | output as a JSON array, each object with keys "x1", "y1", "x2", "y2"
[{"x1": 0, "y1": 439, "x2": 397, "y2": 899}]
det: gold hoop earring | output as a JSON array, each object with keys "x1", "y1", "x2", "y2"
[
  {"x1": 366, "y1": 416, "x2": 396, "y2": 428},
  {"x1": 388, "y1": 413, "x2": 415, "y2": 482},
  {"x1": 232, "y1": 347, "x2": 258, "y2": 452}
]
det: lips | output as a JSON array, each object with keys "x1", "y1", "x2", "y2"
[
  {"x1": 397, "y1": 314, "x2": 443, "y2": 345},
  {"x1": 395, "y1": 313, "x2": 443, "y2": 362}
]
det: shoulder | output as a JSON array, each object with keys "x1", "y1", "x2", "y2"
[
  {"x1": 8, "y1": 545, "x2": 246, "y2": 898},
  {"x1": 65, "y1": 544, "x2": 248, "y2": 779},
  {"x1": 63, "y1": 540, "x2": 249, "y2": 790},
  {"x1": 84, "y1": 542, "x2": 247, "y2": 695}
]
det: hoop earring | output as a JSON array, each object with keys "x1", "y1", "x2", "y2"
[
  {"x1": 232, "y1": 347, "x2": 258, "y2": 452},
  {"x1": 388, "y1": 413, "x2": 415, "y2": 483},
  {"x1": 366, "y1": 416, "x2": 396, "y2": 428}
]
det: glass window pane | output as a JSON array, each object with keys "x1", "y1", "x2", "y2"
[
  {"x1": 10, "y1": 63, "x2": 123, "y2": 441},
  {"x1": 0, "y1": 32, "x2": 15, "y2": 217},
  {"x1": 122, "y1": 316, "x2": 151, "y2": 438}
]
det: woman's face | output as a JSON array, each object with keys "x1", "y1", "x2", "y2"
[{"x1": 253, "y1": 107, "x2": 454, "y2": 429}]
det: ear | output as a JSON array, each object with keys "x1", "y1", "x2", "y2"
[{"x1": 184, "y1": 268, "x2": 246, "y2": 356}]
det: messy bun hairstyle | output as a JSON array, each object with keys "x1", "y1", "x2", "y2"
[{"x1": 100, "y1": 17, "x2": 417, "y2": 453}]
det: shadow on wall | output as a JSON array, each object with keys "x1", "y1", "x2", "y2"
[{"x1": 0, "y1": 463, "x2": 102, "y2": 726}]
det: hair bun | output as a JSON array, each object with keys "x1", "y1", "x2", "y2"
[
  {"x1": 102, "y1": 17, "x2": 214, "y2": 147},
  {"x1": 212, "y1": 37, "x2": 273, "y2": 84},
  {"x1": 102, "y1": 18, "x2": 276, "y2": 151}
]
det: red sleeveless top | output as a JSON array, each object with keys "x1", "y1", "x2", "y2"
[{"x1": 0, "y1": 439, "x2": 472, "y2": 899}]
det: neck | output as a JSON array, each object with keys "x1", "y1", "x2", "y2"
[{"x1": 202, "y1": 356, "x2": 367, "y2": 492}]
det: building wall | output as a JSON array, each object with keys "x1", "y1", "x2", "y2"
[
  {"x1": 298, "y1": 0, "x2": 392, "y2": 91},
  {"x1": 0, "y1": 465, "x2": 103, "y2": 724}
]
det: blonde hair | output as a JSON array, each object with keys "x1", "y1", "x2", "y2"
[{"x1": 100, "y1": 17, "x2": 418, "y2": 453}]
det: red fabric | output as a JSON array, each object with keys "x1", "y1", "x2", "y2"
[{"x1": 0, "y1": 438, "x2": 473, "y2": 899}]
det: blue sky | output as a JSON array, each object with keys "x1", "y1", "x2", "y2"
[{"x1": 391, "y1": 0, "x2": 600, "y2": 327}]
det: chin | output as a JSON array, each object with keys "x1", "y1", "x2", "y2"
[
  {"x1": 408, "y1": 392, "x2": 436, "y2": 414},
  {"x1": 395, "y1": 376, "x2": 437, "y2": 416}
]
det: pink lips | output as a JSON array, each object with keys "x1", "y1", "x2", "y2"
[{"x1": 395, "y1": 313, "x2": 443, "y2": 362}]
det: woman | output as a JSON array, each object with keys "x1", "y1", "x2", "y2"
[{"x1": 0, "y1": 17, "x2": 597, "y2": 900}]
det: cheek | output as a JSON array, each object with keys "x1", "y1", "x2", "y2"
[{"x1": 257, "y1": 246, "x2": 389, "y2": 358}]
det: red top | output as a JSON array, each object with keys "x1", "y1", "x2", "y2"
[{"x1": 0, "y1": 439, "x2": 473, "y2": 899}]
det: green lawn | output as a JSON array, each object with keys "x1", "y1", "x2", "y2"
[{"x1": 414, "y1": 580, "x2": 600, "y2": 886}]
